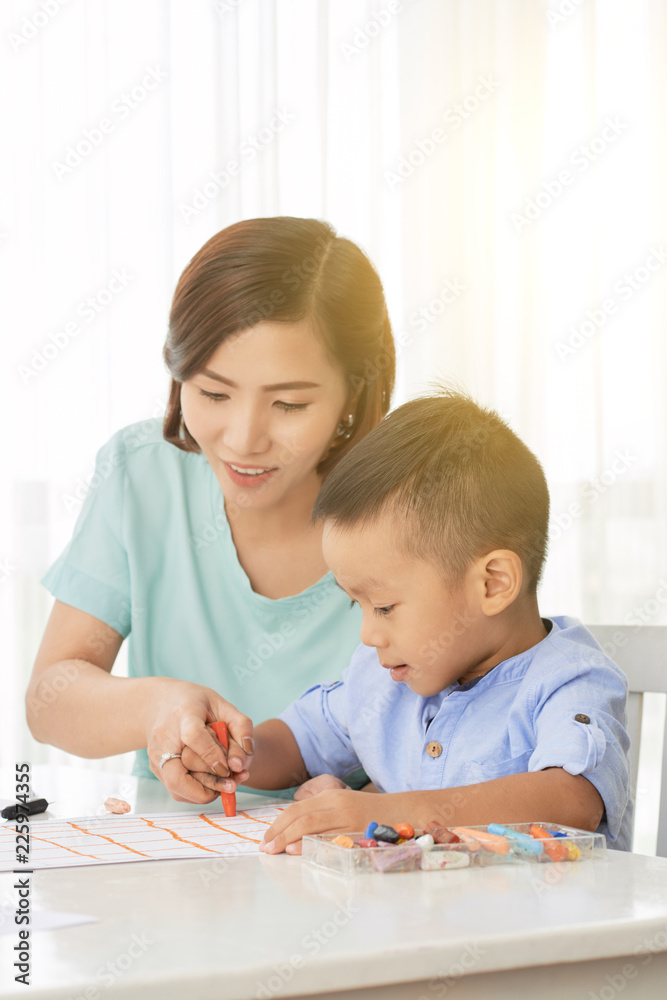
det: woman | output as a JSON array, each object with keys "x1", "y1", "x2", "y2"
[{"x1": 26, "y1": 217, "x2": 395, "y2": 804}]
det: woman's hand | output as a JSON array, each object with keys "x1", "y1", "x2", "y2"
[
  {"x1": 260, "y1": 788, "x2": 386, "y2": 855},
  {"x1": 145, "y1": 680, "x2": 254, "y2": 803},
  {"x1": 180, "y1": 736, "x2": 251, "y2": 797}
]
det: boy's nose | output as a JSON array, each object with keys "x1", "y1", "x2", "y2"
[{"x1": 360, "y1": 618, "x2": 387, "y2": 649}]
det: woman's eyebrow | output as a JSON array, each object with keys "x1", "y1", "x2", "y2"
[{"x1": 200, "y1": 369, "x2": 321, "y2": 391}]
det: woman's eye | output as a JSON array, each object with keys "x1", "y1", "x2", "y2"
[
  {"x1": 199, "y1": 389, "x2": 228, "y2": 402},
  {"x1": 276, "y1": 401, "x2": 309, "y2": 412},
  {"x1": 373, "y1": 606, "x2": 393, "y2": 617}
]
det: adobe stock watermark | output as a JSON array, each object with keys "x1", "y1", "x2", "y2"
[
  {"x1": 190, "y1": 438, "x2": 311, "y2": 552},
  {"x1": 555, "y1": 246, "x2": 667, "y2": 360},
  {"x1": 548, "y1": 0, "x2": 589, "y2": 27},
  {"x1": 61, "y1": 399, "x2": 166, "y2": 514},
  {"x1": 17, "y1": 268, "x2": 134, "y2": 385},
  {"x1": 51, "y1": 67, "x2": 168, "y2": 179},
  {"x1": 255, "y1": 901, "x2": 359, "y2": 998},
  {"x1": 0, "y1": 557, "x2": 16, "y2": 583},
  {"x1": 418, "y1": 610, "x2": 477, "y2": 667},
  {"x1": 8, "y1": 0, "x2": 73, "y2": 54},
  {"x1": 587, "y1": 926, "x2": 667, "y2": 1000},
  {"x1": 65, "y1": 933, "x2": 154, "y2": 1000},
  {"x1": 396, "y1": 278, "x2": 466, "y2": 350},
  {"x1": 212, "y1": 0, "x2": 246, "y2": 16},
  {"x1": 598, "y1": 581, "x2": 667, "y2": 657},
  {"x1": 548, "y1": 448, "x2": 638, "y2": 542},
  {"x1": 416, "y1": 941, "x2": 487, "y2": 998},
  {"x1": 26, "y1": 606, "x2": 145, "y2": 718},
  {"x1": 339, "y1": 0, "x2": 403, "y2": 63},
  {"x1": 511, "y1": 116, "x2": 628, "y2": 232},
  {"x1": 179, "y1": 109, "x2": 295, "y2": 222},
  {"x1": 197, "y1": 843, "x2": 246, "y2": 889},
  {"x1": 385, "y1": 75, "x2": 500, "y2": 191},
  {"x1": 232, "y1": 589, "x2": 329, "y2": 684}
]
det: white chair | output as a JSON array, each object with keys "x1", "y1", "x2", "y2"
[{"x1": 588, "y1": 625, "x2": 667, "y2": 856}]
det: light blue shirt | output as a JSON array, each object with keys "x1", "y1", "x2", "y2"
[
  {"x1": 280, "y1": 616, "x2": 632, "y2": 849},
  {"x1": 41, "y1": 419, "x2": 364, "y2": 780}
]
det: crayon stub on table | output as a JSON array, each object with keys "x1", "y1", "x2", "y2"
[
  {"x1": 420, "y1": 848, "x2": 471, "y2": 871},
  {"x1": 424, "y1": 821, "x2": 460, "y2": 845},
  {"x1": 530, "y1": 825, "x2": 568, "y2": 862},
  {"x1": 416, "y1": 833, "x2": 435, "y2": 848},
  {"x1": 104, "y1": 798, "x2": 131, "y2": 814},
  {"x1": 394, "y1": 822, "x2": 415, "y2": 840},
  {"x1": 363, "y1": 821, "x2": 378, "y2": 839},
  {"x1": 373, "y1": 824, "x2": 400, "y2": 844},
  {"x1": 370, "y1": 844, "x2": 422, "y2": 873},
  {"x1": 453, "y1": 827, "x2": 511, "y2": 855},
  {"x1": 356, "y1": 838, "x2": 379, "y2": 848},
  {"x1": 332, "y1": 835, "x2": 355, "y2": 849}
]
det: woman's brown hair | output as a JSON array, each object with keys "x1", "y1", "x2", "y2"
[{"x1": 163, "y1": 217, "x2": 395, "y2": 476}]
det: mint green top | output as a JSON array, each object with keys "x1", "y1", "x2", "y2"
[{"x1": 41, "y1": 419, "x2": 363, "y2": 780}]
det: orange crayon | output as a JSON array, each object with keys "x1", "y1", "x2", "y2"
[
  {"x1": 211, "y1": 721, "x2": 237, "y2": 817},
  {"x1": 452, "y1": 827, "x2": 511, "y2": 855}
]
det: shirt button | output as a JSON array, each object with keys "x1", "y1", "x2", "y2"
[
  {"x1": 426, "y1": 741, "x2": 442, "y2": 758},
  {"x1": 574, "y1": 713, "x2": 591, "y2": 724}
]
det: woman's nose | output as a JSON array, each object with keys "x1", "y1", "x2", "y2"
[{"x1": 222, "y1": 403, "x2": 271, "y2": 457}]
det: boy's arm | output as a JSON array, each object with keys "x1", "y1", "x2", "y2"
[
  {"x1": 242, "y1": 719, "x2": 310, "y2": 789},
  {"x1": 260, "y1": 767, "x2": 604, "y2": 854}
]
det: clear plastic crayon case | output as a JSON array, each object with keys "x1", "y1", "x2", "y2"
[{"x1": 302, "y1": 822, "x2": 606, "y2": 876}]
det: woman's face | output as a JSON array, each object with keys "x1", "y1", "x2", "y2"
[{"x1": 180, "y1": 319, "x2": 351, "y2": 512}]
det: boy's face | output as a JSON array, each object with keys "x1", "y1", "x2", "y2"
[{"x1": 322, "y1": 517, "x2": 488, "y2": 696}]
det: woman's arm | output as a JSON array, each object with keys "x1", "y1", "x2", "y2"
[{"x1": 26, "y1": 601, "x2": 254, "y2": 803}]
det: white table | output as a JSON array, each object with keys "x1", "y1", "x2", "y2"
[{"x1": 1, "y1": 766, "x2": 666, "y2": 1000}]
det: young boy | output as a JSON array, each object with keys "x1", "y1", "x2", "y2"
[{"x1": 184, "y1": 390, "x2": 631, "y2": 854}]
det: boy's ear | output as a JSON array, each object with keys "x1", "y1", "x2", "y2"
[{"x1": 479, "y1": 549, "x2": 523, "y2": 615}]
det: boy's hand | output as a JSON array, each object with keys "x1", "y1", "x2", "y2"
[
  {"x1": 293, "y1": 774, "x2": 348, "y2": 800},
  {"x1": 260, "y1": 788, "x2": 385, "y2": 855},
  {"x1": 180, "y1": 730, "x2": 252, "y2": 796}
]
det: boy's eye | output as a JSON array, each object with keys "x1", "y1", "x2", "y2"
[{"x1": 348, "y1": 598, "x2": 393, "y2": 617}]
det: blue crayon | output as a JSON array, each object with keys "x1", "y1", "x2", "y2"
[{"x1": 487, "y1": 824, "x2": 543, "y2": 855}]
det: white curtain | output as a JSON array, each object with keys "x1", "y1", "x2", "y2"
[{"x1": 2, "y1": 0, "x2": 665, "y2": 851}]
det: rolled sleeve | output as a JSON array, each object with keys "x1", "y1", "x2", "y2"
[
  {"x1": 529, "y1": 659, "x2": 630, "y2": 846},
  {"x1": 279, "y1": 676, "x2": 362, "y2": 781},
  {"x1": 41, "y1": 432, "x2": 132, "y2": 636}
]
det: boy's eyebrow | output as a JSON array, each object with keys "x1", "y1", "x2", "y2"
[
  {"x1": 333, "y1": 576, "x2": 386, "y2": 596},
  {"x1": 201, "y1": 369, "x2": 321, "y2": 391}
]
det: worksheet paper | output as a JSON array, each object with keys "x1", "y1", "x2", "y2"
[{"x1": 0, "y1": 805, "x2": 286, "y2": 871}]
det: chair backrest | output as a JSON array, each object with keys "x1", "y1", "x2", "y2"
[{"x1": 587, "y1": 625, "x2": 667, "y2": 856}]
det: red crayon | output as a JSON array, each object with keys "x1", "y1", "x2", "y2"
[{"x1": 211, "y1": 721, "x2": 237, "y2": 817}]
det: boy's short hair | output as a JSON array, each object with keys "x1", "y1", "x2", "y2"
[{"x1": 313, "y1": 387, "x2": 550, "y2": 592}]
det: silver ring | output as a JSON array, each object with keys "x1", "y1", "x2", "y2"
[{"x1": 158, "y1": 752, "x2": 182, "y2": 770}]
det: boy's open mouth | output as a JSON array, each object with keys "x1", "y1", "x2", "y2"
[{"x1": 387, "y1": 664, "x2": 410, "y2": 681}]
